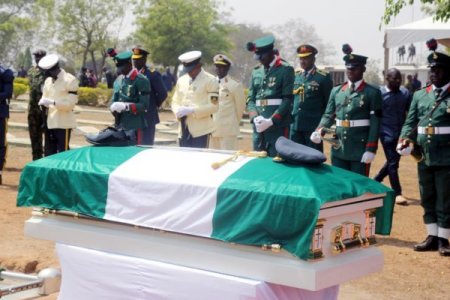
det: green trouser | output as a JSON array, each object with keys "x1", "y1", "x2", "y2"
[
  {"x1": 418, "y1": 163, "x2": 450, "y2": 228},
  {"x1": 331, "y1": 155, "x2": 370, "y2": 177},
  {"x1": 28, "y1": 108, "x2": 44, "y2": 160}
]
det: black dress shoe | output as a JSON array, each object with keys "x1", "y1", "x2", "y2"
[
  {"x1": 438, "y1": 238, "x2": 450, "y2": 256},
  {"x1": 414, "y1": 235, "x2": 439, "y2": 252}
]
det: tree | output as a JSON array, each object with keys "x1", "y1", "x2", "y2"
[
  {"x1": 364, "y1": 59, "x2": 383, "y2": 87},
  {"x1": 0, "y1": 0, "x2": 36, "y2": 66},
  {"x1": 382, "y1": 0, "x2": 450, "y2": 25},
  {"x1": 135, "y1": 0, "x2": 232, "y2": 71},
  {"x1": 271, "y1": 19, "x2": 336, "y2": 68},
  {"x1": 49, "y1": 0, "x2": 128, "y2": 76}
]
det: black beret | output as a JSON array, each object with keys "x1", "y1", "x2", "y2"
[{"x1": 275, "y1": 136, "x2": 326, "y2": 165}]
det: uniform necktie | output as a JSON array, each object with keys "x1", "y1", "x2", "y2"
[
  {"x1": 350, "y1": 82, "x2": 356, "y2": 93},
  {"x1": 435, "y1": 88, "x2": 442, "y2": 98}
]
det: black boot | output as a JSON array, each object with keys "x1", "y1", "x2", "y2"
[
  {"x1": 438, "y1": 238, "x2": 450, "y2": 256},
  {"x1": 413, "y1": 235, "x2": 439, "y2": 252}
]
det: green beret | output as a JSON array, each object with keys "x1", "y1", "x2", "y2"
[
  {"x1": 247, "y1": 35, "x2": 275, "y2": 55},
  {"x1": 114, "y1": 51, "x2": 132, "y2": 66}
]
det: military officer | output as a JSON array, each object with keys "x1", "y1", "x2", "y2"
[
  {"x1": 312, "y1": 44, "x2": 382, "y2": 176},
  {"x1": 38, "y1": 54, "x2": 78, "y2": 156},
  {"x1": 398, "y1": 39, "x2": 450, "y2": 256},
  {"x1": 110, "y1": 51, "x2": 150, "y2": 144},
  {"x1": 210, "y1": 54, "x2": 246, "y2": 150},
  {"x1": 246, "y1": 35, "x2": 295, "y2": 157},
  {"x1": 28, "y1": 49, "x2": 47, "y2": 160},
  {"x1": 132, "y1": 46, "x2": 167, "y2": 145},
  {"x1": 171, "y1": 50, "x2": 219, "y2": 148},
  {"x1": 291, "y1": 44, "x2": 333, "y2": 152},
  {"x1": 0, "y1": 64, "x2": 14, "y2": 185}
]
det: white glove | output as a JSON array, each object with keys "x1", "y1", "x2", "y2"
[
  {"x1": 110, "y1": 102, "x2": 129, "y2": 113},
  {"x1": 255, "y1": 118, "x2": 273, "y2": 133},
  {"x1": 396, "y1": 143, "x2": 412, "y2": 156},
  {"x1": 38, "y1": 98, "x2": 55, "y2": 107},
  {"x1": 361, "y1": 151, "x2": 375, "y2": 164},
  {"x1": 253, "y1": 116, "x2": 264, "y2": 124},
  {"x1": 176, "y1": 106, "x2": 194, "y2": 118},
  {"x1": 310, "y1": 131, "x2": 322, "y2": 144}
]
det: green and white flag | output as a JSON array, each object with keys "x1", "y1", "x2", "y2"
[{"x1": 18, "y1": 146, "x2": 394, "y2": 259}]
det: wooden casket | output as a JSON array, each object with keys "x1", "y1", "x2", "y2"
[{"x1": 17, "y1": 146, "x2": 394, "y2": 298}]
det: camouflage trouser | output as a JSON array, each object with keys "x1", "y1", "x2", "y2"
[{"x1": 28, "y1": 108, "x2": 44, "y2": 160}]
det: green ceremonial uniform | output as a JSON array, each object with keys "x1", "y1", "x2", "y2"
[
  {"x1": 27, "y1": 66, "x2": 47, "y2": 160},
  {"x1": 291, "y1": 66, "x2": 332, "y2": 151},
  {"x1": 111, "y1": 70, "x2": 150, "y2": 131},
  {"x1": 247, "y1": 59, "x2": 295, "y2": 157},
  {"x1": 319, "y1": 81, "x2": 382, "y2": 176},
  {"x1": 400, "y1": 85, "x2": 450, "y2": 228}
]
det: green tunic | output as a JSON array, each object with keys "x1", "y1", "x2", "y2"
[
  {"x1": 291, "y1": 67, "x2": 333, "y2": 150},
  {"x1": 111, "y1": 71, "x2": 150, "y2": 130},
  {"x1": 400, "y1": 85, "x2": 450, "y2": 166},
  {"x1": 246, "y1": 59, "x2": 294, "y2": 156},
  {"x1": 319, "y1": 81, "x2": 382, "y2": 162}
]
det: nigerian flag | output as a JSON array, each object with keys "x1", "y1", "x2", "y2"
[{"x1": 17, "y1": 146, "x2": 394, "y2": 260}]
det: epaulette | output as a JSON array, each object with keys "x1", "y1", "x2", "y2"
[
  {"x1": 334, "y1": 82, "x2": 345, "y2": 87},
  {"x1": 295, "y1": 67, "x2": 304, "y2": 73},
  {"x1": 253, "y1": 64, "x2": 262, "y2": 70},
  {"x1": 316, "y1": 69, "x2": 329, "y2": 76}
]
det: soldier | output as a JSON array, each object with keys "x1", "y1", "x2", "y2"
[
  {"x1": 0, "y1": 64, "x2": 14, "y2": 185},
  {"x1": 397, "y1": 39, "x2": 450, "y2": 256},
  {"x1": 311, "y1": 44, "x2": 382, "y2": 176},
  {"x1": 132, "y1": 46, "x2": 167, "y2": 145},
  {"x1": 28, "y1": 49, "x2": 47, "y2": 160},
  {"x1": 210, "y1": 54, "x2": 246, "y2": 150},
  {"x1": 110, "y1": 51, "x2": 150, "y2": 144},
  {"x1": 171, "y1": 50, "x2": 219, "y2": 148},
  {"x1": 374, "y1": 68, "x2": 412, "y2": 205},
  {"x1": 38, "y1": 54, "x2": 78, "y2": 155},
  {"x1": 291, "y1": 44, "x2": 333, "y2": 152},
  {"x1": 246, "y1": 35, "x2": 295, "y2": 157}
]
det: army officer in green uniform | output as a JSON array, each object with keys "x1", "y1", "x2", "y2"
[
  {"x1": 312, "y1": 44, "x2": 382, "y2": 176},
  {"x1": 110, "y1": 51, "x2": 150, "y2": 144},
  {"x1": 246, "y1": 35, "x2": 295, "y2": 157},
  {"x1": 398, "y1": 39, "x2": 450, "y2": 256},
  {"x1": 291, "y1": 44, "x2": 333, "y2": 152}
]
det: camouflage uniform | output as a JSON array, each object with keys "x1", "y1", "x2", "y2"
[{"x1": 28, "y1": 66, "x2": 46, "y2": 160}]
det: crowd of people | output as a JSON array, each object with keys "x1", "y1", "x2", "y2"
[{"x1": 0, "y1": 35, "x2": 449, "y2": 256}]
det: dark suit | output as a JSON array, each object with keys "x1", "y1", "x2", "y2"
[
  {"x1": 0, "y1": 66, "x2": 14, "y2": 180},
  {"x1": 139, "y1": 67, "x2": 168, "y2": 145}
]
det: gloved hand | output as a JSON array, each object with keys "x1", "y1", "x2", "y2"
[
  {"x1": 255, "y1": 118, "x2": 273, "y2": 133},
  {"x1": 110, "y1": 102, "x2": 129, "y2": 113},
  {"x1": 176, "y1": 106, "x2": 194, "y2": 118},
  {"x1": 361, "y1": 151, "x2": 375, "y2": 163},
  {"x1": 38, "y1": 98, "x2": 55, "y2": 107},
  {"x1": 253, "y1": 116, "x2": 264, "y2": 124},
  {"x1": 310, "y1": 130, "x2": 322, "y2": 144},
  {"x1": 396, "y1": 143, "x2": 412, "y2": 156}
]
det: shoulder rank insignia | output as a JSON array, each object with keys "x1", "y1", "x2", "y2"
[
  {"x1": 295, "y1": 67, "x2": 304, "y2": 74},
  {"x1": 316, "y1": 69, "x2": 329, "y2": 76}
]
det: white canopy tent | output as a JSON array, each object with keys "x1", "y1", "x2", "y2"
[{"x1": 384, "y1": 17, "x2": 450, "y2": 73}]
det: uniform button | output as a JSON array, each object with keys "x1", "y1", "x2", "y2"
[
  {"x1": 344, "y1": 137, "x2": 347, "y2": 139},
  {"x1": 428, "y1": 140, "x2": 431, "y2": 143}
]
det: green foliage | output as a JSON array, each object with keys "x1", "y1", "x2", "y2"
[
  {"x1": 78, "y1": 87, "x2": 113, "y2": 106},
  {"x1": 14, "y1": 77, "x2": 29, "y2": 86},
  {"x1": 382, "y1": 0, "x2": 450, "y2": 26},
  {"x1": 135, "y1": 0, "x2": 232, "y2": 66},
  {"x1": 13, "y1": 82, "x2": 28, "y2": 99},
  {"x1": 97, "y1": 83, "x2": 108, "y2": 90}
]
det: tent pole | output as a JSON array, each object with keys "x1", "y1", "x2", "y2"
[{"x1": 383, "y1": 33, "x2": 389, "y2": 84}]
